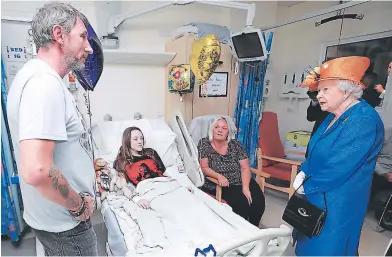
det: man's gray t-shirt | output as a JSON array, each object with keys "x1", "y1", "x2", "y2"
[{"x1": 6, "y1": 59, "x2": 96, "y2": 233}]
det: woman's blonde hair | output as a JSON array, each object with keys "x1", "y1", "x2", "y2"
[{"x1": 208, "y1": 117, "x2": 235, "y2": 142}]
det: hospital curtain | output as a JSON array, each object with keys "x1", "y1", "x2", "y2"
[
  {"x1": 234, "y1": 32, "x2": 274, "y2": 169},
  {"x1": 1, "y1": 56, "x2": 25, "y2": 243}
]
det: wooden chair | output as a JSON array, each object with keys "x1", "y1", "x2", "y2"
[
  {"x1": 254, "y1": 112, "x2": 302, "y2": 199},
  {"x1": 206, "y1": 169, "x2": 270, "y2": 202}
]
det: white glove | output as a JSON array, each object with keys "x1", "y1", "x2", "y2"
[{"x1": 293, "y1": 171, "x2": 306, "y2": 195}]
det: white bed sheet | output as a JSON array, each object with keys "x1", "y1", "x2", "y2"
[
  {"x1": 103, "y1": 164, "x2": 291, "y2": 257},
  {"x1": 106, "y1": 175, "x2": 262, "y2": 257}
]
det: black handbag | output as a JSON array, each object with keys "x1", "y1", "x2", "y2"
[{"x1": 282, "y1": 176, "x2": 327, "y2": 238}]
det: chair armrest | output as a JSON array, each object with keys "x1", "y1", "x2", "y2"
[
  {"x1": 206, "y1": 177, "x2": 222, "y2": 202},
  {"x1": 284, "y1": 149, "x2": 306, "y2": 156},
  {"x1": 261, "y1": 155, "x2": 302, "y2": 166},
  {"x1": 206, "y1": 177, "x2": 219, "y2": 184},
  {"x1": 250, "y1": 168, "x2": 271, "y2": 178}
]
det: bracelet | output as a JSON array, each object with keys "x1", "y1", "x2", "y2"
[
  {"x1": 130, "y1": 192, "x2": 140, "y2": 201},
  {"x1": 69, "y1": 193, "x2": 86, "y2": 218}
]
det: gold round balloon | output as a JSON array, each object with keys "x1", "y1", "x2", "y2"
[{"x1": 190, "y1": 34, "x2": 221, "y2": 84}]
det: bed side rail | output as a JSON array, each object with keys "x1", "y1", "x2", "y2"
[{"x1": 214, "y1": 225, "x2": 292, "y2": 256}]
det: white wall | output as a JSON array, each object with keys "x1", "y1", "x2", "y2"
[
  {"x1": 2, "y1": 1, "x2": 278, "y2": 125},
  {"x1": 90, "y1": 1, "x2": 232, "y2": 124},
  {"x1": 264, "y1": 1, "x2": 392, "y2": 140},
  {"x1": 91, "y1": 1, "x2": 278, "y2": 124}
]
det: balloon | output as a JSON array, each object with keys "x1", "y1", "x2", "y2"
[
  {"x1": 168, "y1": 64, "x2": 195, "y2": 95},
  {"x1": 190, "y1": 34, "x2": 221, "y2": 84},
  {"x1": 73, "y1": 24, "x2": 104, "y2": 91}
]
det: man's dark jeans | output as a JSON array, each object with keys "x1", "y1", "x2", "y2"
[{"x1": 33, "y1": 220, "x2": 98, "y2": 256}]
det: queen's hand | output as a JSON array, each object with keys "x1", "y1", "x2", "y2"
[{"x1": 293, "y1": 171, "x2": 306, "y2": 195}]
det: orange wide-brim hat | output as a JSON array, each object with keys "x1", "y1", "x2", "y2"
[{"x1": 301, "y1": 56, "x2": 370, "y2": 91}]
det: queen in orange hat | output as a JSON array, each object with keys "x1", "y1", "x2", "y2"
[{"x1": 293, "y1": 56, "x2": 385, "y2": 256}]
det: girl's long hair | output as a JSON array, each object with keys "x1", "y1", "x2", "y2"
[{"x1": 113, "y1": 127, "x2": 156, "y2": 175}]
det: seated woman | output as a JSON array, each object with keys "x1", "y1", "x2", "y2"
[{"x1": 197, "y1": 117, "x2": 266, "y2": 227}]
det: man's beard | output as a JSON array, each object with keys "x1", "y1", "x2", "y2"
[{"x1": 64, "y1": 50, "x2": 85, "y2": 72}]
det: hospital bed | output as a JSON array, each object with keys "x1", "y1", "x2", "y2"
[{"x1": 91, "y1": 112, "x2": 292, "y2": 256}]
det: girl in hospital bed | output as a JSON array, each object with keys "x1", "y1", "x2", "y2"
[
  {"x1": 114, "y1": 127, "x2": 165, "y2": 184},
  {"x1": 113, "y1": 126, "x2": 167, "y2": 207}
]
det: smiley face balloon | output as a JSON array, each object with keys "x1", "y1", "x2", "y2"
[{"x1": 190, "y1": 34, "x2": 221, "y2": 84}]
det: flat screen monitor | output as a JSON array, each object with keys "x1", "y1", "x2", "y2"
[{"x1": 230, "y1": 29, "x2": 267, "y2": 62}]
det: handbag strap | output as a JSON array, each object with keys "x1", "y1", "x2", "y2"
[{"x1": 294, "y1": 175, "x2": 328, "y2": 213}]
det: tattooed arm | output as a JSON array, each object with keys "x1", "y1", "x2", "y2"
[{"x1": 19, "y1": 139, "x2": 82, "y2": 211}]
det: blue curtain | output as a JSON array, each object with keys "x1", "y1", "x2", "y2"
[
  {"x1": 1, "y1": 57, "x2": 25, "y2": 242},
  {"x1": 234, "y1": 32, "x2": 274, "y2": 169}
]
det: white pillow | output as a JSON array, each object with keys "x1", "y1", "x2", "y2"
[
  {"x1": 92, "y1": 120, "x2": 154, "y2": 162},
  {"x1": 92, "y1": 119, "x2": 177, "y2": 166},
  {"x1": 148, "y1": 119, "x2": 177, "y2": 166}
]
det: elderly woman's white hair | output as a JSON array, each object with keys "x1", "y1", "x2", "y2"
[
  {"x1": 208, "y1": 117, "x2": 237, "y2": 142},
  {"x1": 336, "y1": 80, "x2": 363, "y2": 99}
]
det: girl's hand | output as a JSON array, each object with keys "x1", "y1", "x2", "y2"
[{"x1": 137, "y1": 199, "x2": 150, "y2": 209}]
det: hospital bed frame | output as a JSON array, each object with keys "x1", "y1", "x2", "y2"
[{"x1": 95, "y1": 112, "x2": 292, "y2": 256}]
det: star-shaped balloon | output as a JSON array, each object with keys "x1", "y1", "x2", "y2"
[{"x1": 73, "y1": 24, "x2": 104, "y2": 91}]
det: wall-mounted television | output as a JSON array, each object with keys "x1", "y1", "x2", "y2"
[{"x1": 230, "y1": 28, "x2": 267, "y2": 62}]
